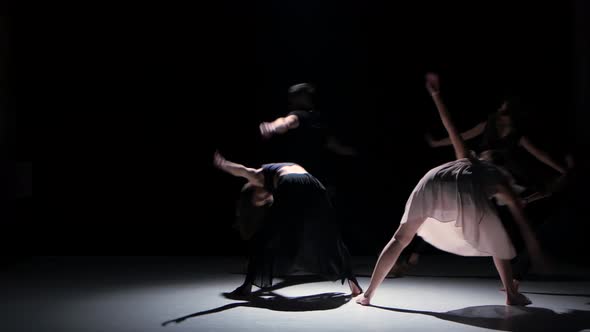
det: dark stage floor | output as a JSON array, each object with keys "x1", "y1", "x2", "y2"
[{"x1": 2, "y1": 256, "x2": 589, "y2": 332}]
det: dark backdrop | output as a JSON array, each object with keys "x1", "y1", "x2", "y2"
[{"x1": 12, "y1": 1, "x2": 589, "y2": 258}]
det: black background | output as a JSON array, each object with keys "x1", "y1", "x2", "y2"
[{"x1": 9, "y1": 1, "x2": 589, "y2": 258}]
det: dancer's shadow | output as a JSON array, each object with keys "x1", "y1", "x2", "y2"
[
  {"x1": 371, "y1": 304, "x2": 590, "y2": 332},
  {"x1": 162, "y1": 275, "x2": 351, "y2": 327},
  {"x1": 521, "y1": 291, "x2": 590, "y2": 298},
  {"x1": 377, "y1": 274, "x2": 590, "y2": 282}
]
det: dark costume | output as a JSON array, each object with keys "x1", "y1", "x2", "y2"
[
  {"x1": 479, "y1": 113, "x2": 536, "y2": 191},
  {"x1": 265, "y1": 110, "x2": 327, "y2": 184},
  {"x1": 244, "y1": 163, "x2": 357, "y2": 288}
]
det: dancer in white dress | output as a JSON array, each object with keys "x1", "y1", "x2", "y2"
[{"x1": 355, "y1": 73, "x2": 545, "y2": 306}]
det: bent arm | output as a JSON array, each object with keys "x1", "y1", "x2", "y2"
[
  {"x1": 260, "y1": 114, "x2": 300, "y2": 138},
  {"x1": 213, "y1": 151, "x2": 262, "y2": 184},
  {"x1": 519, "y1": 136, "x2": 567, "y2": 174},
  {"x1": 324, "y1": 136, "x2": 358, "y2": 156}
]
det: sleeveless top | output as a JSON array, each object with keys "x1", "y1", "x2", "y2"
[{"x1": 261, "y1": 163, "x2": 296, "y2": 192}]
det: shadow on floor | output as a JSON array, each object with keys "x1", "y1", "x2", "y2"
[
  {"x1": 521, "y1": 291, "x2": 590, "y2": 298},
  {"x1": 371, "y1": 304, "x2": 590, "y2": 332},
  {"x1": 365, "y1": 274, "x2": 590, "y2": 282},
  {"x1": 162, "y1": 275, "x2": 351, "y2": 327}
]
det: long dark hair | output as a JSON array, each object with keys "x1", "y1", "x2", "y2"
[
  {"x1": 499, "y1": 95, "x2": 528, "y2": 132},
  {"x1": 234, "y1": 183, "x2": 269, "y2": 240}
]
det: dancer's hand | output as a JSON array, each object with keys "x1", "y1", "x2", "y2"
[
  {"x1": 259, "y1": 122, "x2": 277, "y2": 139},
  {"x1": 213, "y1": 150, "x2": 227, "y2": 170},
  {"x1": 424, "y1": 133, "x2": 439, "y2": 147},
  {"x1": 425, "y1": 72, "x2": 441, "y2": 95}
]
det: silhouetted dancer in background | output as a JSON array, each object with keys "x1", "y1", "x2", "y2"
[
  {"x1": 213, "y1": 151, "x2": 362, "y2": 297},
  {"x1": 426, "y1": 94, "x2": 567, "y2": 193},
  {"x1": 259, "y1": 83, "x2": 357, "y2": 157},
  {"x1": 355, "y1": 73, "x2": 545, "y2": 307},
  {"x1": 258, "y1": 83, "x2": 357, "y2": 200}
]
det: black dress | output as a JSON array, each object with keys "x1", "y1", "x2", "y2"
[{"x1": 246, "y1": 163, "x2": 356, "y2": 288}]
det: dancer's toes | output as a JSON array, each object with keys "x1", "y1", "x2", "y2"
[
  {"x1": 355, "y1": 293, "x2": 371, "y2": 306},
  {"x1": 506, "y1": 292, "x2": 531, "y2": 306}
]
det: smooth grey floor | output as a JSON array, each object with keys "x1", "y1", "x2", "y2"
[{"x1": 2, "y1": 256, "x2": 589, "y2": 332}]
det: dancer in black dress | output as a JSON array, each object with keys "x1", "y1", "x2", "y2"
[{"x1": 213, "y1": 151, "x2": 363, "y2": 297}]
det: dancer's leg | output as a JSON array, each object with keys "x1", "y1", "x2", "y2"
[
  {"x1": 493, "y1": 257, "x2": 531, "y2": 306},
  {"x1": 230, "y1": 261, "x2": 255, "y2": 296},
  {"x1": 356, "y1": 219, "x2": 424, "y2": 305}
]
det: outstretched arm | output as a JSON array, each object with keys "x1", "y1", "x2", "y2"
[
  {"x1": 213, "y1": 151, "x2": 263, "y2": 185},
  {"x1": 425, "y1": 73, "x2": 469, "y2": 160},
  {"x1": 259, "y1": 114, "x2": 300, "y2": 138},
  {"x1": 426, "y1": 122, "x2": 486, "y2": 147},
  {"x1": 519, "y1": 137, "x2": 567, "y2": 174},
  {"x1": 324, "y1": 136, "x2": 358, "y2": 156}
]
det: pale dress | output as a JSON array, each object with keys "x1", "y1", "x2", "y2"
[{"x1": 401, "y1": 158, "x2": 516, "y2": 259}]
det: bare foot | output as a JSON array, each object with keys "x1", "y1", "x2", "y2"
[
  {"x1": 355, "y1": 293, "x2": 371, "y2": 306},
  {"x1": 349, "y1": 279, "x2": 363, "y2": 297},
  {"x1": 506, "y1": 292, "x2": 532, "y2": 306},
  {"x1": 227, "y1": 284, "x2": 252, "y2": 298},
  {"x1": 500, "y1": 279, "x2": 520, "y2": 292}
]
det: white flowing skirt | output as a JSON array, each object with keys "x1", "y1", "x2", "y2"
[{"x1": 401, "y1": 159, "x2": 516, "y2": 259}]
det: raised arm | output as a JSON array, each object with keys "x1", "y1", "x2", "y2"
[
  {"x1": 259, "y1": 114, "x2": 300, "y2": 138},
  {"x1": 519, "y1": 137, "x2": 567, "y2": 175},
  {"x1": 425, "y1": 73, "x2": 469, "y2": 160},
  {"x1": 426, "y1": 121, "x2": 486, "y2": 147},
  {"x1": 213, "y1": 151, "x2": 264, "y2": 186}
]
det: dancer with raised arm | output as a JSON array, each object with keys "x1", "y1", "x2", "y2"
[
  {"x1": 355, "y1": 73, "x2": 544, "y2": 306},
  {"x1": 395, "y1": 91, "x2": 571, "y2": 278},
  {"x1": 213, "y1": 151, "x2": 362, "y2": 297},
  {"x1": 259, "y1": 83, "x2": 357, "y2": 157},
  {"x1": 425, "y1": 93, "x2": 567, "y2": 191}
]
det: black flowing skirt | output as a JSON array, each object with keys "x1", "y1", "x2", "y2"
[{"x1": 247, "y1": 173, "x2": 354, "y2": 288}]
